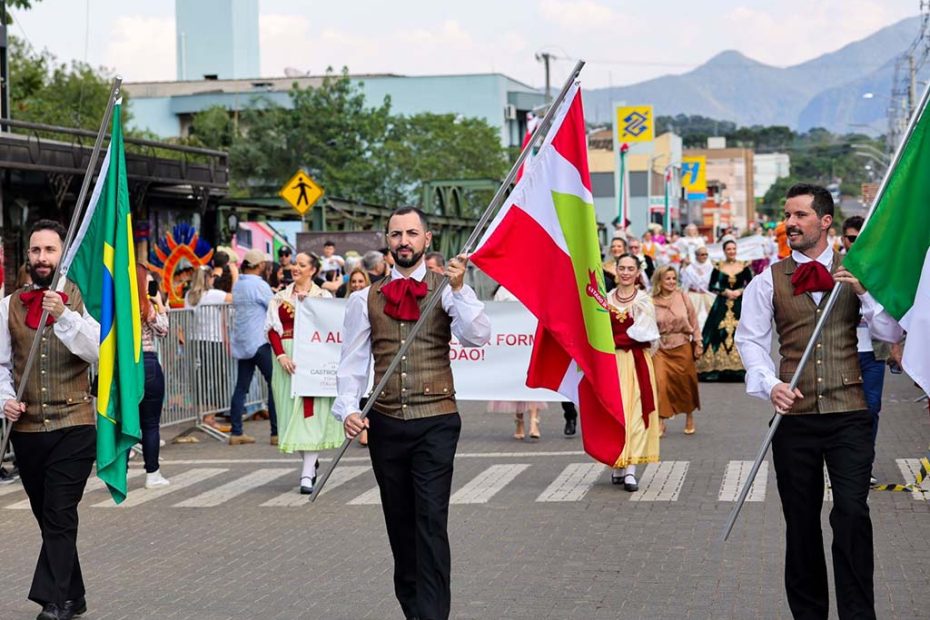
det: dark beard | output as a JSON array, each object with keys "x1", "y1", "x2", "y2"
[
  {"x1": 391, "y1": 247, "x2": 424, "y2": 269},
  {"x1": 28, "y1": 262, "x2": 55, "y2": 287}
]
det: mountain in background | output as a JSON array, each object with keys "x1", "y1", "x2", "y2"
[{"x1": 582, "y1": 16, "x2": 923, "y2": 135}]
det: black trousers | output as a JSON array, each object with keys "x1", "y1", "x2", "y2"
[
  {"x1": 562, "y1": 401, "x2": 577, "y2": 422},
  {"x1": 771, "y1": 410, "x2": 875, "y2": 620},
  {"x1": 11, "y1": 425, "x2": 96, "y2": 607},
  {"x1": 368, "y1": 411, "x2": 461, "y2": 620}
]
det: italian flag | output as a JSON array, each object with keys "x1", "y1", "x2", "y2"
[
  {"x1": 844, "y1": 98, "x2": 930, "y2": 396},
  {"x1": 471, "y1": 82, "x2": 627, "y2": 466}
]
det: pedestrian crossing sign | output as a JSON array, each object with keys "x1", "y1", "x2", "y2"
[{"x1": 279, "y1": 169, "x2": 324, "y2": 215}]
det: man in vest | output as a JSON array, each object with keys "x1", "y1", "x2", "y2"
[
  {"x1": 1, "y1": 220, "x2": 101, "y2": 620},
  {"x1": 735, "y1": 184, "x2": 902, "y2": 619},
  {"x1": 334, "y1": 207, "x2": 491, "y2": 620}
]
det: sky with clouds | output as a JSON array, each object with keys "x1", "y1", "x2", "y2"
[{"x1": 11, "y1": 0, "x2": 920, "y2": 88}]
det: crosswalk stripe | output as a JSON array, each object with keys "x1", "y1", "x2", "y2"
[
  {"x1": 347, "y1": 486, "x2": 382, "y2": 505},
  {"x1": 0, "y1": 482, "x2": 25, "y2": 497},
  {"x1": 896, "y1": 459, "x2": 930, "y2": 501},
  {"x1": 629, "y1": 461, "x2": 689, "y2": 502},
  {"x1": 718, "y1": 461, "x2": 768, "y2": 502},
  {"x1": 536, "y1": 463, "x2": 605, "y2": 502},
  {"x1": 451, "y1": 464, "x2": 530, "y2": 504},
  {"x1": 93, "y1": 468, "x2": 226, "y2": 508},
  {"x1": 261, "y1": 465, "x2": 371, "y2": 507},
  {"x1": 174, "y1": 468, "x2": 293, "y2": 508},
  {"x1": 5, "y1": 470, "x2": 147, "y2": 510},
  {"x1": 824, "y1": 466, "x2": 833, "y2": 502}
]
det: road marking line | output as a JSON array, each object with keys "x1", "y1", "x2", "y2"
[
  {"x1": 629, "y1": 461, "x2": 689, "y2": 502},
  {"x1": 347, "y1": 486, "x2": 382, "y2": 505},
  {"x1": 536, "y1": 463, "x2": 605, "y2": 502},
  {"x1": 4, "y1": 470, "x2": 147, "y2": 510},
  {"x1": 0, "y1": 483, "x2": 25, "y2": 497},
  {"x1": 157, "y1": 451, "x2": 586, "y2": 466},
  {"x1": 262, "y1": 465, "x2": 370, "y2": 507},
  {"x1": 718, "y1": 461, "x2": 768, "y2": 502},
  {"x1": 174, "y1": 468, "x2": 293, "y2": 508},
  {"x1": 824, "y1": 466, "x2": 832, "y2": 503},
  {"x1": 896, "y1": 459, "x2": 930, "y2": 501},
  {"x1": 93, "y1": 468, "x2": 226, "y2": 508},
  {"x1": 451, "y1": 464, "x2": 530, "y2": 504}
]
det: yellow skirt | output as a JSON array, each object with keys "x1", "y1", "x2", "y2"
[{"x1": 614, "y1": 349, "x2": 660, "y2": 469}]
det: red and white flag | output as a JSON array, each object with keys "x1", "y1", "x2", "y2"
[{"x1": 471, "y1": 83, "x2": 627, "y2": 466}]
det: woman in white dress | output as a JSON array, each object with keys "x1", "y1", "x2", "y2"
[{"x1": 680, "y1": 246, "x2": 716, "y2": 332}]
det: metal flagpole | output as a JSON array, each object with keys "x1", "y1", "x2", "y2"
[
  {"x1": 310, "y1": 60, "x2": 587, "y2": 502},
  {"x1": 0, "y1": 77, "x2": 122, "y2": 466},
  {"x1": 721, "y1": 77, "x2": 930, "y2": 541}
]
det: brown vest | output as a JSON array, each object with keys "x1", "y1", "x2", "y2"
[
  {"x1": 8, "y1": 280, "x2": 96, "y2": 432},
  {"x1": 772, "y1": 257, "x2": 867, "y2": 414},
  {"x1": 367, "y1": 270, "x2": 457, "y2": 420}
]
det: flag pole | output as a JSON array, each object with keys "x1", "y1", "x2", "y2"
[
  {"x1": 310, "y1": 60, "x2": 586, "y2": 502},
  {"x1": 0, "y1": 76, "x2": 122, "y2": 465},
  {"x1": 721, "y1": 77, "x2": 930, "y2": 542}
]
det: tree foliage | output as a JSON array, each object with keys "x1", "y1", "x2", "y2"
[
  {"x1": 221, "y1": 69, "x2": 507, "y2": 207},
  {"x1": 8, "y1": 36, "x2": 125, "y2": 130}
]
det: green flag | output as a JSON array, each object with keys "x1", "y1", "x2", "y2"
[
  {"x1": 65, "y1": 100, "x2": 144, "y2": 503},
  {"x1": 844, "y1": 99, "x2": 930, "y2": 396}
]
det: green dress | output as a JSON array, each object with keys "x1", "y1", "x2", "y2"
[
  {"x1": 267, "y1": 285, "x2": 344, "y2": 453},
  {"x1": 696, "y1": 262, "x2": 753, "y2": 382}
]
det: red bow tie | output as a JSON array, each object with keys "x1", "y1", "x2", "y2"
[
  {"x1": 380, "y1": 277, "x2": 428, "y2": 321},
  {"x1": 791, "y1": 261, "x2": 834, "y2": 296},
  {"x1": 19, "y1": 289, "x2": 69, "y2": 330}
]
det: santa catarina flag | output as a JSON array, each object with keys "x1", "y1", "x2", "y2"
[
  {"x1": 471, "y1": 82, "x2": 626, "y2": 466},
  {"x1": 64, "y1": 99, "x2": 144, "y2": 503},
  {"x1": 844, "y1": 99, "x2": 930, "y2": 396}
]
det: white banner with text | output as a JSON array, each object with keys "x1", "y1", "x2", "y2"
[{"x1": 291, "y1": 299, "x2": 562, "y2": 401}]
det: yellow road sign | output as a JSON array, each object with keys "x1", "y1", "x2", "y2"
[
  {"x1": 615, "y1": 104, "x2": 654, "y2": 143},
  {"x1": 279, "y1": 170, "x2": 324, "y2": 215}
]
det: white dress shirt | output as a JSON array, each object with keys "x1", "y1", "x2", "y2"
[
  {"x1": 0, "y1": 291, "x2": 101, "y2": 411},
  {"x1": 735, "y1": 246, "x2": 903, "y2": 401},
  {"x1": 332, "y1": 262, "x2": 491, "y2": 422}
]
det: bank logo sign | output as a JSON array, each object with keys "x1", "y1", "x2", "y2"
[{"x1": 615, "y1": 105, "x2": 654, "y2": 143}]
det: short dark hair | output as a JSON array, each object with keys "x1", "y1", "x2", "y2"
[
  {"x1": 424, "y1": 251, "x2": 445, "y2": 267},
  {"x1": 30, "y1": 219, "x2": 67, "y2": 243},
  {"x1": 785, "y1": 183, "x2": 834, "y2": 218},
  {"x1": 213, "y1": 251, "x2": 230, "y2": 268},
  {"x1": 278, "y1": 245, "x2": 292, "y2": 257},
  {"x1": 322, "y1": 241, "x2": 335, "y2": 248},
  {"x1": 386, "y1": 206, "x2": 429, "y2": 233},
  {"x1": 722, "y1": 239, "x2": 737, "y2": 250},
  {"x1": 842, "y1": 215, "x2": 864, "y2": 233}
]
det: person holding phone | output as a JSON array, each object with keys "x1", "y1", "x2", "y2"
[{"x1": 139, "y1": 265, "x2": 170, "y2": 488}]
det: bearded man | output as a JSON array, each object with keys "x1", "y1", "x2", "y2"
[
  {"x1": 333, "y1": 207, "x2": 490, "y2": 620},
  {"x1": 735, "y1": 184, "x2": 902, "y2": 619}
]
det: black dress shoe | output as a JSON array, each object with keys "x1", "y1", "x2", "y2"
[
  {"x1": 623, "y1": 476, "x2": 639, "y2": 492},
  {"x1": 37, "y1": 598, "x2": 85, "y2": 620},
  {"x1": 563, "y1": 418, "x2": 577, "y2": 436}
]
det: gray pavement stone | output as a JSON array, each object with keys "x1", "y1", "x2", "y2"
[{"x1": 0, "y1": 373, "x2": 927, "y2": 618}]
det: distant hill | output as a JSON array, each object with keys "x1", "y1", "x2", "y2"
[{"x1": 582, "y1": 16, "x2": 923, "y2": 134}]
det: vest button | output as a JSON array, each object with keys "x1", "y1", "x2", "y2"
[
  {"x1": 400, "y1": 323, "x2": 406, "y2": 328},
  {"x1": 816, "y1": 360, "x2": 822, "y2": 364},
  {"x1": 817, "y1": 377, "x2": 823, "y2": 383},
  {"x1": 818, "y1": 395, "x2": 823, "y2": 399},
  {"x1": 402, "y1": 404, "x2": 408, "y2": 409},
  {"x1": 401, "y1": 356, "x2": 407, "y2": 362},
  {"x1": 401, "y1": 372, "x2": 407, "y2": 378},
  {"x1": 400, "y1": 340, "x2": 406, "y2": 345}
]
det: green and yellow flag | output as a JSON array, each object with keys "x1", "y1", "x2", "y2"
[{"x1": 64, "y1": 100, "x2": 144, "y2": 503}]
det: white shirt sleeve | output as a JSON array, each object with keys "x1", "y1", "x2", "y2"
[
  {"x1": 443, "y1": 284, "x2": 491, "y2": 347},
  {"x1": 857, "y1": 292, "x2": 904, "y2": 343},
  {"x1": 0, "y1": 297, "x2": 15, "y2": 407},
  {"x1": 734, "y1": 268, "x2": 781, "y2": 401},
  {"x1": 627, "y1": 295, "x2": 660, "y2": 348},
  {"x1": 332, "y1": 289, "x2": 372, "y2": 422},
  {"x1": 52, "y1": 306, "x2": 101, "y2": 365}
]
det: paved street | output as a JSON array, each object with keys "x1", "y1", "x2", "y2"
[{"x1": 1, "y1": 374, "x2": 928, "y2": 619}]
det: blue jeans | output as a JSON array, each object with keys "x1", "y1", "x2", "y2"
[
  {"x1": 140, "y1": 352, "x2": 165, "y2": 473},
  {"x1": 858, "y1": 351, "x2": 885, "y2": 446},
  {"x1": 230, "y1": 343, "x2": 277, "y2": 437}
]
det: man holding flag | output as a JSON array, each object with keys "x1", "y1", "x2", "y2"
[
  {"x1": 0, "y1": 220, "x2": 101, "y2": 620},
  {"x1": 735, "y1": 183, "x2": 903, "y2": 619}
]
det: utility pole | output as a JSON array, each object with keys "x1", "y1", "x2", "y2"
[
  {"x1": 535, "y1": 52, "x2": 553, "y2": 103},
  {"x1": 909, "y1": 53, "x2": 917, "y2": 120}
]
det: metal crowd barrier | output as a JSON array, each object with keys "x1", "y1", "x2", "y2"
[{"x1": 157, "y1": 304, "x2": 269, "y2": 441}]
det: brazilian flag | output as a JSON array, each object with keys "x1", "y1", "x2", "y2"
[{"x1": 65, "y1": 99, "x2": 144, "y2": 504}]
